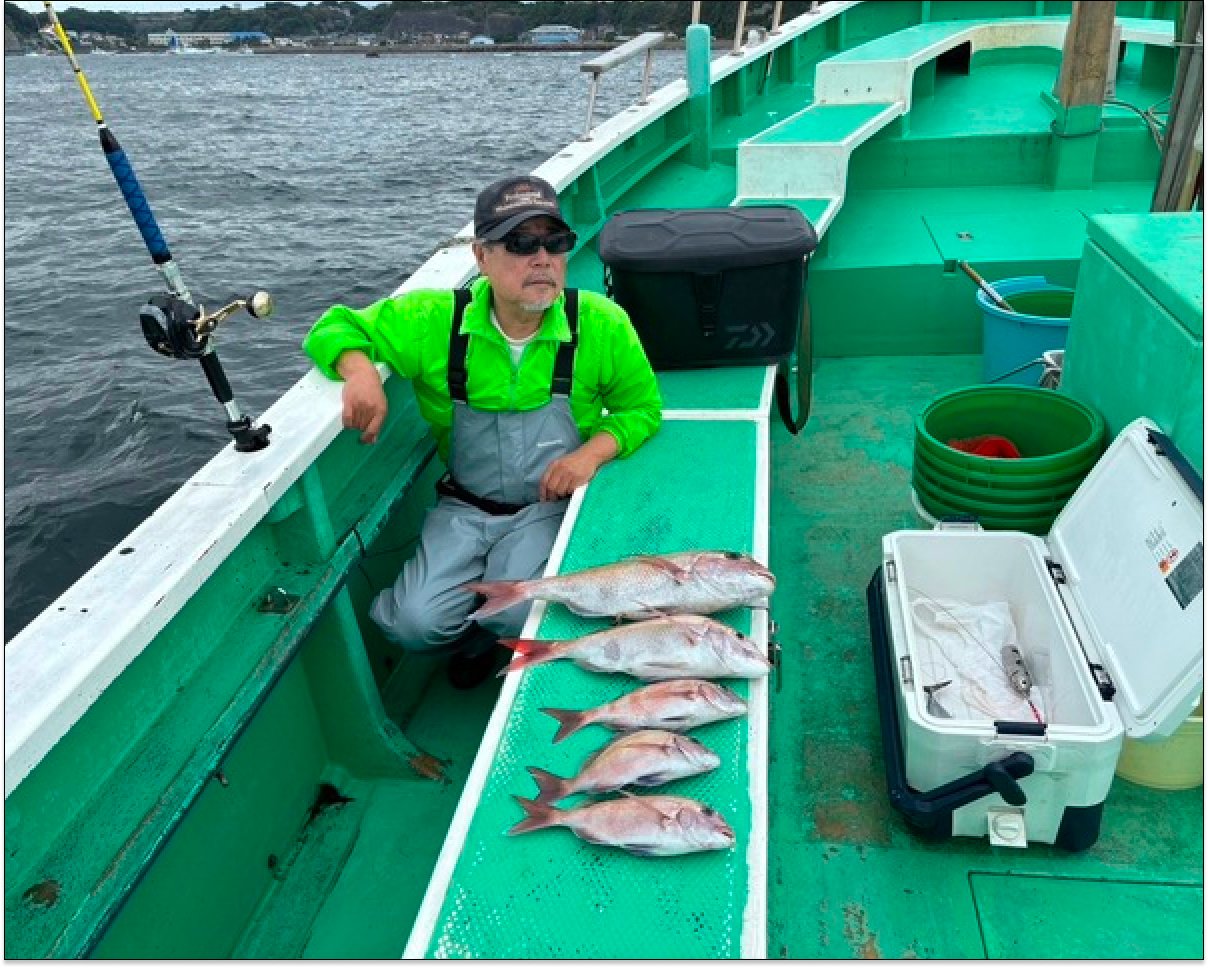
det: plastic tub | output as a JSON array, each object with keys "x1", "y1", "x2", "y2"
[
  {"x1": 910, "y1": 482, "x2": 1058, "y2": 536},
  {"x1": 913, "y1": 440, "x2": 1096, "y2": 492},
  {"x1": 979, "y1": 276, "x2": 1075, "y2": 385},
  {"x1": 916, "y1": 386, "x2": 1106, "y2": 475},
  {"x1": 912, "y1": 461, "x2": 1077, "y2": 510},
  {"x1": 1115, "y1": 700, "x2": 1204, "y2": 791},
  {"x1": 911, "y1": 386, "x2": 1106, "y2": 535},
  {"x1": 909, "y1": 489, "x2": 1054, "y2": 535}
]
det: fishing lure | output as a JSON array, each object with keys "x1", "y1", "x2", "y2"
[{"x1": 1000, "y1": 645, "x2": 1034, "y2": 697}]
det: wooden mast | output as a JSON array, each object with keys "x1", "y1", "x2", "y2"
[
  {"x1": 1053, "y1": 0, "x2": 1118, "y2": 108},
  {"x1": 1047, "y1": 1, "x2": 1118, "y2": 189}
]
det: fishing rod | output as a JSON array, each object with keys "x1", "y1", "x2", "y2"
[{"x1": 41, "y1": 1, "x2": 272, "y2": 452}]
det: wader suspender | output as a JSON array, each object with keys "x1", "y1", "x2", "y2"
[
  {"x1": 446, "y1": 287, "x2": 579, "y2": 403},
  {"x1": 438, "y1": 288, "x2": 580, "y2": 515}
]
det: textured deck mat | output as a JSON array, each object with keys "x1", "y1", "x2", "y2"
[
  {"x1": 417, "y1": 419, "x2": 763, "y2": 958},
  {"x1": 657, "y1": 365, "x2": 772, "y2": 413}
]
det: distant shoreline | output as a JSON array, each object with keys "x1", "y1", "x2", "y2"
[
  {"x1": 255, "y1": 42, "x2": 691, "y2": 54},
  {"x1": 10, "y1": 41, "x2": 701, "y2": 57}
]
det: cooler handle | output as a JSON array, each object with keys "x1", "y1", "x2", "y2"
[
  {"x1": 774, "y1": 291, "x2": 812, "y2": 435},
  {"x1": 866, "y1": 568, "x2": 1036, "y2": 831},
  {"x1": 983, "y1": 759, "x2": 1029, "y2": 806},
  {"x1": 1148, "y1": 428, "x2": 1204, "y2": 505},
  {"x1": 775, "y1": 265, "x2": 814, "y2": 436}
]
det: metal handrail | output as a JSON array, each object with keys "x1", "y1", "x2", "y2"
[
  {"x1": 578, "y1": 0, "x2": 827, "y2": 139},
  {"x1": 579, "y1": 31, "x2": 668, "y2": 139},
  {"x1": 691, "y1": 0, "x2": 808, "y2": 53}
]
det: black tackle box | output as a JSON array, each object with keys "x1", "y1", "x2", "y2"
[{"x1": 598, "y1": 206, "x2": 818, "y2": 370}]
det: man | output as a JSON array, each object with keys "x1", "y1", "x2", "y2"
[{"x1": 303, "y1": 174, "x2": 662, "y2": 688}]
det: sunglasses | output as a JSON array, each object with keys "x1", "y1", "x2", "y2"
[{"x1": 496, "y1": 230, "x2": 577, "y2": 256}]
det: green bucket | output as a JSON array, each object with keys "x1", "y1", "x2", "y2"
[
  {"x1": 912, "y1": 385, "x2": 1106, "y2": 533},
  {"x1": 913, "y1": 438, "x2": 1097, "y2": 491},
  {"x1": 912, "y1": 461, "x2": 1077, "y2": 510},
  {"x1": 911, "y1": 483, "x2": 1058, "y2": 536}
]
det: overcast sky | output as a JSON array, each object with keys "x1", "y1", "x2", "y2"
[{"x1": 13, "y1": 1, "x2": 387, "y2": 11}]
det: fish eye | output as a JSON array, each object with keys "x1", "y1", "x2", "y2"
[
  {"x1": 702, "y1": 806, "x2": 716, "y2": 817},
  {"x1": 723, "y1": 551, "x2": 742, "y2": 560}
]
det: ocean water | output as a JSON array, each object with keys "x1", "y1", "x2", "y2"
[{"x1": 3, "y1": 49, "x2": 686, "y2": 638}]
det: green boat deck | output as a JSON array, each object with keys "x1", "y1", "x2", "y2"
[
  {"x1": 767, "y1": 355, "x2": 1202, "y2": 959},
  {"x1": 398, "y1": 356, "x2": 1203, "y2": 960},
  {"x1": 6, "y1": 2, "x2": 1201, "y2": 960}
]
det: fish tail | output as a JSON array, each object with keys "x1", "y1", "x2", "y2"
[
  {"x1": 508, "y1": 795, "x2": 564, "y2": 836},
  {"x1": 527, "y1": 766, "x2": 571, "y2": 804},
  {"x1": 466, "y1": 580, "x2": 534, "y2": 620},
  {"x1": 540, "y1": 706, "x2": 589, "y2": 743},
  {"x1": 496, "y1": 637, "x2": 562, "y2": 676}
]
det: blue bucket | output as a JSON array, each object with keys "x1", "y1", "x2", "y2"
[{"x1": 977, "y1": 275, "x2": 1074, "y2": 385}]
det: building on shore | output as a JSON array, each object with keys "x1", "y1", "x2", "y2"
[
  {"x1": 148, "y1": 28, "x2": 270, "y2": 48},
  {"x1": 520, "y1": 24, "x2": 583, "y2": 45},
  {"x1": 231, "y1": 31, "x2": 272, "y2": 47}
]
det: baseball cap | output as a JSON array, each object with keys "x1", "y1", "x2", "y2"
[{"x1": 474, "y1": 174, "x2": 571, "y2": 241}]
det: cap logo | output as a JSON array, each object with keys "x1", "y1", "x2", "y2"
[{"x1": 495, "y1": 185, "x2": 554, "y2": 215}]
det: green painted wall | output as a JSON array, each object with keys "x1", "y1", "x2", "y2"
[{"x1": 1062, "y1": 214, "x2": 1204, "y2": 473}]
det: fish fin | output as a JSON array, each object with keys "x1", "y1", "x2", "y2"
[
  {"x1": 466, "y1": 580, "x2": 533, "y2": 621},
  {"x1": 620, "y1": 600, "x2": 675, "y2": 620},
  {"x1": 621, "y1": 794, "x2": 681, "y2": 824},
  {"x1": 496, "y1": 638, "x2": 561, "y2": 676},
  {"x1": 527, "y1": 766, "x2": 570, "y2": 803},
  {"x1": 641, "y1": 655, "x2": 702, "y2": 677},
  {"x1": 629, "y1": 770, "x2": 675, "y2": 788},
  {"x1": 628, "y1": 555, "x2": 692, "y2": 583},
  {"x1": 508, "y1": 795, "x2": 562, "y2": 835},
  {"x1": 541, "y1": 706, "x2": 588, "y2": 744}
]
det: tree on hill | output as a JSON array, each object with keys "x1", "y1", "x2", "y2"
[
  {"x1": 4, "y1": 2, "x2": 141, "y2": 39},
  {"x1": 4, "y1": 0, "x2": 828, "y2": 45},
  {"x1": 5, "y1": 1, "x2": 40, "y2": 39}
]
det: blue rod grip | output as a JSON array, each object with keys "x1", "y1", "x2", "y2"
[{"x1": 100, "y1": 131, "x2": 171, "y2": 264}]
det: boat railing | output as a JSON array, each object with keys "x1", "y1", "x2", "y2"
[
  {"x1": 579, "y1": 31, "x2": 669, "y2": 139},
  {"x1": 578, "y1": 1, "x2": 830, "y2": 140},
  {"x1": 692, "y1": 1, "x2": 823, "y2": 55}
]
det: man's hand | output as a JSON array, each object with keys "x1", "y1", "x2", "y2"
[
  {"x1": 336, "y1": 350, "x2": 387, "y2": 444},
  {"x1": 539, "y1": 433, "x2": 618, "y2": 501}
]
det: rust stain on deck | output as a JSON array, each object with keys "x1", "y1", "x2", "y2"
[
  {"x1": 813, "y1": 801, "x2": 891, "y2": 845},
  {"x1": 23, "y1": 879, "x2": 60, "y2": 908},
  {"x1": 843, "y1": 901, "x2": 882, "y2": 959},
  {"x1": 803, "y1": 736, "x2": 893, "y2": 845},
  {"x1": 409, "y1": 752, "x2": 452, "y2": 784}
]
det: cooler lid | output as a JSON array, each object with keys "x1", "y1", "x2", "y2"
[
  {"x1": 598, "y1": 206, "x2": 818, "y2": 272},
  {"x1": 1048, "y1": 417, "x2": 1204, "y2": 739}
]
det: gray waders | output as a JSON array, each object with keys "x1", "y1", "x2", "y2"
[{"x1": 370, "y1": 289, "x2": 582, "y2": 655}]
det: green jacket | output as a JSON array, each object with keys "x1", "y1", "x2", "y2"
[{"x1": 303, "y1": 276, "x2": 662, "y2": 460}]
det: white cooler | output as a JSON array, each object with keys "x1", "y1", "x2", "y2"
[{"x1": 867, "y1": 417, "x2": 1204, "y2": 850}]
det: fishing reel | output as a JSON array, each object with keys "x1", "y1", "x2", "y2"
[
  {"x1": 138, "y1": 290, "x2": 275, "y2": 452},
  {"x1": 140, "y1": 290, "x2": 274, "y2": 360}
]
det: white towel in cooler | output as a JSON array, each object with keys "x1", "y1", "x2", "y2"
[{"x1": 910, "y1": 596, "x2": 1046, "y2": 724}]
